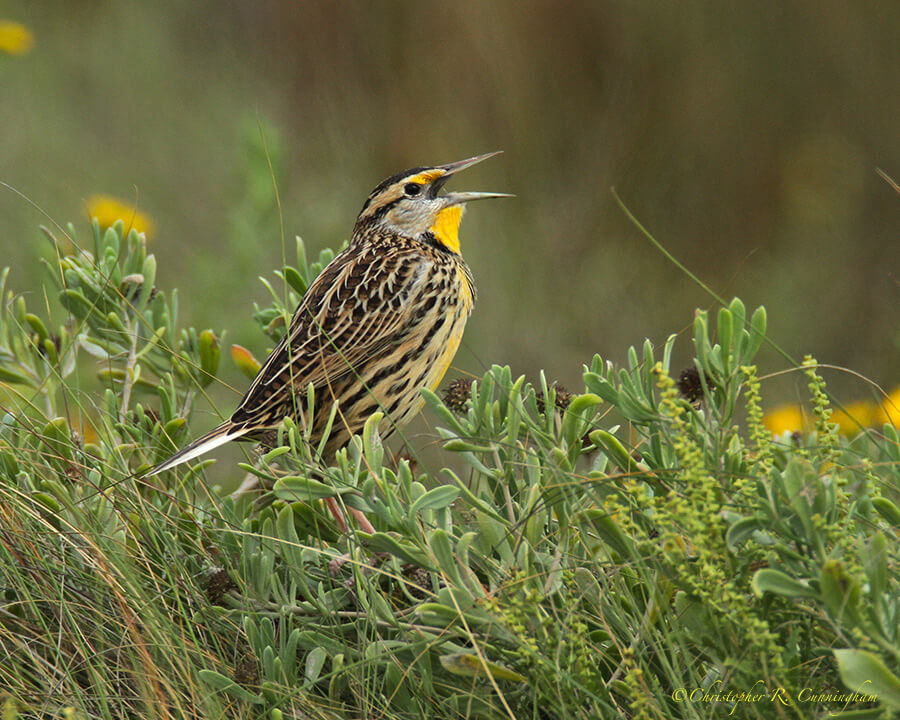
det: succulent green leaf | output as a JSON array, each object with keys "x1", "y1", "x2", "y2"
[
  {"x1": 589, "y1": 429, "x2": 637, "y2": 474},
  {"x1": 421, "y1": 387, "x2": 468, "y2": 436},
  {"x1": 365, "y1": 532, "x2": 430, "y2": 566},
  {"x1": 410, "y1": 485, "x2": 459, "y2": 514},
  {"x1": 725, "y1": 516, "x2": 764, "y2": 550},
  {"x1": 197, "y1": 669, "x2": 264, "y2": 704},
  {"x1": 871, "y1": 497, "x2": 900, "y2": 527},
  {"x1": 161, "y1": 419, "x2": 186, "y2": 448},
  {"x1": 441, "y1": 438, "x2": 495, "y2": 453},
  {"x1": 820, "y1": 560, "x2": 863, "y2": 625},
  {"x1": 583, "y1": 371, "x2": 619, "y2": 404},
  {"x1": 416, "y1": 602, "x2": 462, "y2": 627},
  {"x1": 693, "y1": 310, "x2": 711, "y2": 371},
  {"x1": 864, "y1": 532, "x2": 888, "y2": 598},
  {"x1": 274, "y1": 475, "x2": 343, "y2": 501},
  {"x1": 746, "y1": 305, "x2": 767, "y2": 360},
  {"x1": 198, "y1": 329, "x2": 220, "y2": 385},
  {"x1": 25, "y1": 313, "x2": 49, "y2": 342},
  {"x1": 31, "y1": 491, "x2": 61, "y2": 514},
  {"x1": 561, "y1": 393, "x2": 602, "y2": 445},
  {"x1": 442, "y1": 469, "x2": 507, "y2": 522},
  {"x1": 283, "y1": 266, "x2": 307, "y2": 295},
  {"x1": 106, "y1": 311, "x2": 126, "y2": 333},
  {"x1": 0, "y1": 365, "x2": 35, "y2": 386},
  {"x1": 304, "y1": 647, "x2": 327, "y2": 685},
  {"x1": 362, "y1": 411, "x2": 384, "y2": 467},
  {"x1": 583, "y1": 509, "x2": 633, "y2": 559},
  {"x1": 718, "y1": 307, "x2": 733, "y2": 368},
  {"x1": 834, "y1": 649, "x2": 900, "y2": 709},
  {"x1": 439, "y1": 653, "x2": 526, "y2": 683},
  {"x1": 42, "y1": 417, "x2": 73, "y2": 462},
  {"x1": 61, "y1": 289, "x2": 94, "y2": 320},
  {"x1": 137, "y1": 254, "x2": 156, "y2": 311},
  {"x1": 751, "y1": 568, "x2": 817, "y2": 599},
  {"x1": 428, "y1": 529, "x2": 462, "y2": 584}
]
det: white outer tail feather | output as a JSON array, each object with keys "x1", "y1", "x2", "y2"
[{"x1": 145, "y1": 423, "x2": 251, "y2": 476}]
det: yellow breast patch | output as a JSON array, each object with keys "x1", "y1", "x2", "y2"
[{"x1": 430, "y1": 205, "x2": 464, "y2": 254}]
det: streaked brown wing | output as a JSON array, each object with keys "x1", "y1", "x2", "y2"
[{"x1": 231, "y1": 242, "x2": 425, "y2": 427}]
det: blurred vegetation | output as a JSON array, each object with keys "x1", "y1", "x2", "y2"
[
  {"x1": 2, "y1": 2, "x2": 898, "y2": 422},
  {"x1": 1, "y1": 222, "x2": 898, "y2": 719}
]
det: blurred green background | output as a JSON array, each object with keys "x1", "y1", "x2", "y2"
[{"x1": 3, "y1": 1, "x2": 899, "y2": 425}]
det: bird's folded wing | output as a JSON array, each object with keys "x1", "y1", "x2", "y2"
[{"x1": 233, "y1": 244, "x2": 425, "y2": 422}]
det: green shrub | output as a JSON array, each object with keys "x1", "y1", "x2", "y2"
[{"x1": 0, "y1": 223, "x2": 897, "y2": 719}]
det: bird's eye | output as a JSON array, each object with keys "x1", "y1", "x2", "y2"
[{"x1": 403, "y1": 183, "x2": 422, "y2": 197}]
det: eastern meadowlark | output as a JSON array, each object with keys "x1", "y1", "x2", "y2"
[{"x1": 147, "y1": 152, "x2": 509, "y2": 477}]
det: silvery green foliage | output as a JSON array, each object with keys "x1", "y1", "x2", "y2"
[{"x1": 1, "y1": 222, "x2": 897, "y2": 719}]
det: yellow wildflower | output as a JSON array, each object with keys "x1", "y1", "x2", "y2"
[
  {"x1": 0, "y1": 20, "x2": 34, "y2": 55},
  {"x1": 831, "y1": 400, "x2": 879, "y2": 435},
  {"x1": 875, "y1": 385, "x2": 900, "y2": 427},
  {"x1": 763, "y1": 404, "x2": 807, "y2": 435},
  {"x1": 87, "y1": 195, "x2": 155, "y2": 239}
]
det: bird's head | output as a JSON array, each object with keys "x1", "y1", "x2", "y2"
[{"x1": 354, "y1": 152, "x2": 511, "y2": 254}]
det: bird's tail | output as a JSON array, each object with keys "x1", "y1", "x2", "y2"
[{"x1": 144, "y1": 421, "x2": 250, "y2": 476}]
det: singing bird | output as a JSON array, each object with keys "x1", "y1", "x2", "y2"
[{"x1": 147, "y1": 152, "x2": 509, "y2": 477}]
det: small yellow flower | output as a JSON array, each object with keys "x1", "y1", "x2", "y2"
[
  {"x1": 832, "y1": 400, "x2": 879, "y2": 435},
  {"x1": 875, "y1": 385, "x2": 900, "y2": 427},
  {"x1": 0, "y1": 20, "x2": 34, "y2": 55},
  {"x1": 87, "y1": 195, "x2": 155, "y2": 239},
  {"x1": 763, "y1": 404, "x2": 807, "y2": 435}
]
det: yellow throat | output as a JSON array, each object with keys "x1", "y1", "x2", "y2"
[{"x1": 430, "y1": 205, "x2": 465, "y2": 254}]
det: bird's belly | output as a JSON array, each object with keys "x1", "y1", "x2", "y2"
[
  {"x1": 379, "y1": 314, "x2": 467, "y2": 422},
  {"x1": 409, "y1": 271, "x2": 473, "y2": 415},
  {"x1": 424, "y1": 320, "x2": 466, "y2": 394},
  {"x1": 356, "y1": 300, "x2": 470, "y2": 432}
]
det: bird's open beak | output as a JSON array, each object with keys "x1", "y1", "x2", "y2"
[
  {"x1": 440, "y1": 151, "x2": 504, "y2": 175},
  {"x1": 433, "y1": 151, "x2": 514, "y2": 205}
]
